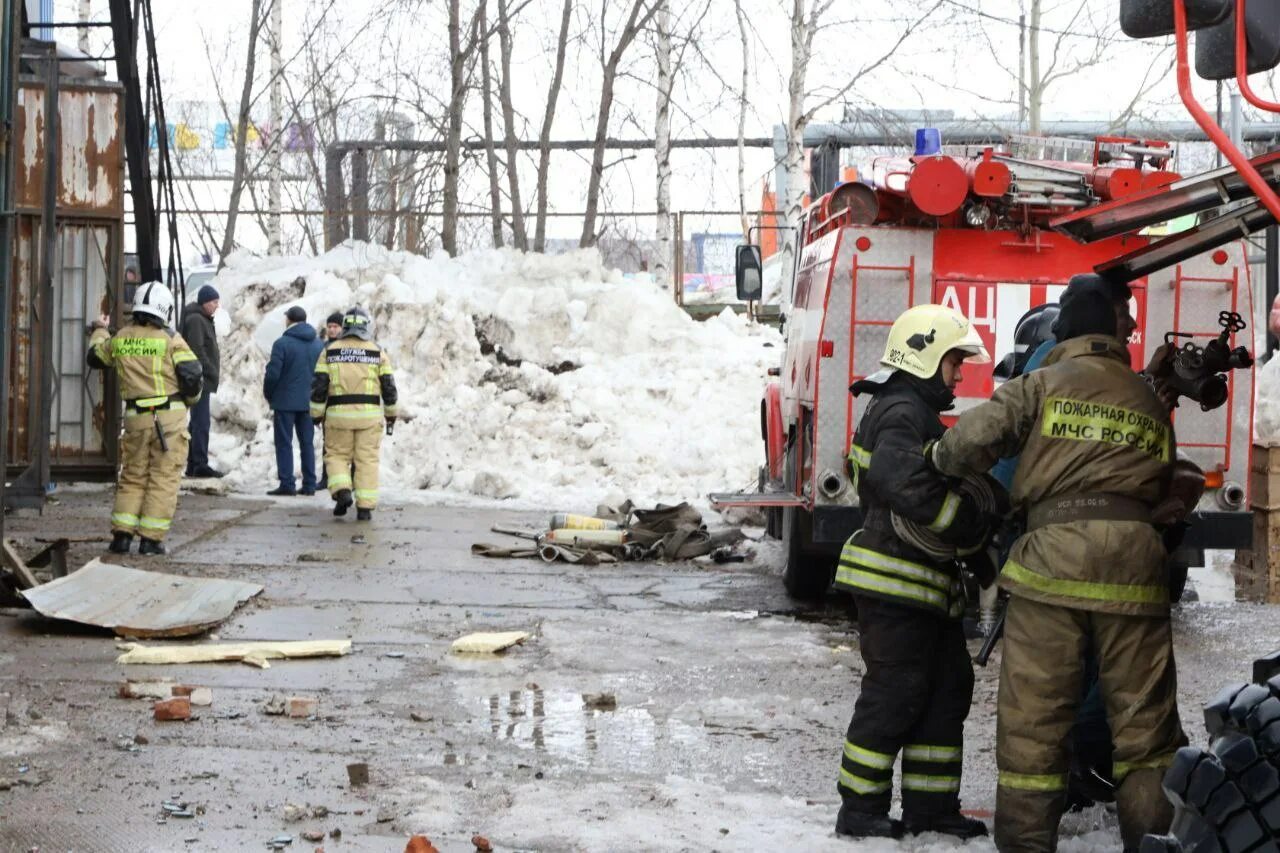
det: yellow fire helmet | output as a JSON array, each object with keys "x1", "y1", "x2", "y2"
[{"x1": 881, "y1": 303, "x2": 991, "y2": 380}]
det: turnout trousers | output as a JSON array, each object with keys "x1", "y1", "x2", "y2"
[
  {"x1": 324, "y1": 424, "x2": 381, "y2": 509},
  {"x1": 839, "y1": 595, "x2": 975, "y2": 817},
  {"x1": 112, "y1": 413, "x2": 189, "y2": 542},
  {"x1": 995, "y1": 595, "x2": 1185, "y2": 852}
]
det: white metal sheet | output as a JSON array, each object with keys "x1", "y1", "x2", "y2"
[{"x1": 22, "y1": 559, "x2": 263, "y2": 638}]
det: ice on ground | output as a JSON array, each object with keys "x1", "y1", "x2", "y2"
[
  {"x1": 392, "y1": 773, "x2": 1124, "y2": 852},
  {"x1": 203, "y1": 243, "x2": 780, "y2": 508},
  {"x1": 1191, "y1": 550, "x2": 1237, "y2": 603}
]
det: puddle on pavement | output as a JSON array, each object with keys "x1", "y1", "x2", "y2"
[{"x1": 471, "y1": 686, "x2": 705, "y2": 769}]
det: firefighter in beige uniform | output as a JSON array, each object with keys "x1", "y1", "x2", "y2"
[
  {"x1": 87, "y1": 281, "x2": 204, "y2": 556},
  {"x1": 927, "y1": 276, "x2": 1185, "y2": 851},
  {"x1": 311, "y1": 306, "x2": 397, "y2": 520}
]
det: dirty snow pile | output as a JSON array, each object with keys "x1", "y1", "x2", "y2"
[
  {"x1": 1257, "y1": 354, "x2": 1280, "y2": 443},
  {"x1": 204, "y1": 243, "x2": 780, "y2": 509}
]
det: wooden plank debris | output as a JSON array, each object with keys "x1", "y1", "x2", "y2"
[
  {"x1": 450, "y1": 631, "x2": 530, "y2": 654},
  {"x1": 21, "y1": 559, "x2": 262, "y2": 637},
  {"x1": 115, "y1": 639, "x2": 352, "y2": 668},
  {"x1": 1, "y1": 539, "x2": 40, "y2": 591}
]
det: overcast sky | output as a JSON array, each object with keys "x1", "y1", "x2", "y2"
[{"x1": 50, "y1": 0, "x2": 1280, "y2": 257}]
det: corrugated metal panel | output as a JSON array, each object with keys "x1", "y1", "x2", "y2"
[
  {"x1": 15, "y1": 82, "x2": 123, "y2": 215},
  {"x1": 21, "y1": 559, "x2": 263, "y2": 638}
]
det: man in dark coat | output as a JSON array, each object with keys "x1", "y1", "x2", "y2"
[
  {"x1": 180, "y1": 284, "x2": 223, "y2": 478},
  {"x1": 264, "y1": 306, "x2": 326, "y2": 495}
]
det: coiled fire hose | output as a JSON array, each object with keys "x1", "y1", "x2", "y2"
[{"x1": 890, "y1": 472, "x2": 1008, "y2": 560}]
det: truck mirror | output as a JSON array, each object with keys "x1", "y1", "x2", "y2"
[
  {"x1": 1120, "y1": 0, "x2": 1231, "y2": 38},
  {"x1": 1195, "y1": 0, "x2": 1280, "y2": 79},
  {"x1": 735, "y1": 245, "x2": 763, "y2": 302}
]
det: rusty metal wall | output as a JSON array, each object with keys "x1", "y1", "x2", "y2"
[
  {"x1": 6, "y1": 216, "x2": 33, "y2": 462},
  {"x1": 7, "y1": 217, "x2": 121, "y2": 472},
  {"x1": 14, "y1": 81, "x2": 123, "y2": 216},
  {"x1": 5, "y1": 78, "x2": 123, "y2": 478}
]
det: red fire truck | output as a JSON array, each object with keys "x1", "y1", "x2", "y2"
[{"x1": 713, "y1": 135, "x2": 1258, "y2": 600}]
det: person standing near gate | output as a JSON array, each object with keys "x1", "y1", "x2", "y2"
[
  {"x1": 86, "y1": 282, "x2": 203, "y2": 555},
  {"x1": 264, "y1": 306, "x2": 326, "y2": 496},
  {"x1": 311, "y1": 306, "x2": 397, "y2": 521},
  {"x1": 180, "y1": 284, "x2": 224, "y2": 478}
]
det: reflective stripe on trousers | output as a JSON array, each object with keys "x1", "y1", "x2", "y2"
[
  {"x1": 324, "y1": 424, "x2": 382, "y2": 508},
  {"x1": 112, "y1": 420, "x2": 188, "y2": 542},
  {"x1": 835, "y1": 540, "x2": 959, "y2": 616},
  {"x1": 839, "y1": 740, "x2": 894, "y2": 796}
]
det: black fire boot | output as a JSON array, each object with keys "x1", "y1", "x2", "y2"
[
  {"x1": 356, "y1": 508, "x2": 372, "y2": 521},
  {"x1": 138, "y1": 538, "x2": 166, "y2": 556},
  {"x1": 108, "y1": 531, "x2": 133, "y2": 554},
  {"x1": 902, "y1": 811, "x2": 989, "y2": 839},
  {"x1": 333, "y1": 489, "x2": 353, "y2": 517},
  {"x1": 835, "y1": 804, "x2": 902, "y2": 839}
]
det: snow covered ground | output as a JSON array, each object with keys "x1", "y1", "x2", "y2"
[
  {"x1": 202, "y1": 243, "x2": 780, "y2": 510},
  {"x1": 1258, "y1": 354, "x2": 1280, "y2": 444}
]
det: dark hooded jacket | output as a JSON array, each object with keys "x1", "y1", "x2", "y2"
[{"x1": 180, "y1": 302, "x2": 220, "y2": 392}]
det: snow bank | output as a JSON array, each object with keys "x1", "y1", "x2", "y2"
[
  {"x1": 1257, "y1": 354, "x2": 1280, "y2": 443},
  {"x1": 204, "y1": 243, "x2": 780, "y2": 508}
]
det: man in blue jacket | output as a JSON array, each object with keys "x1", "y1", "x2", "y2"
[{"x1": 264, "y1": 306, "x2": 326, "y2": 495}]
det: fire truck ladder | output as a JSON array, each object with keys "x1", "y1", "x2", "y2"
[
  {"x1": 1049, "y1": 149, "x2": 1280, "y2": 283},
  {"x1": 1051, "y1": 150, "x2": 1280, "y2": 244},
  {"x1": 1096, "y1": 199, "x2": 1271, "y2": 284},
  {"x1": 845, "y1": 253, "x2": 917, "y2": 447}
]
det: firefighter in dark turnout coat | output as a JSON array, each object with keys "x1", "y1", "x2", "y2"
[{"x1": 834, "y1": 304, "x2": 994, "y2": 840}]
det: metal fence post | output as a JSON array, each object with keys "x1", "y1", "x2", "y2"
[{"x1": 672, "y1": 211, "x2": 683, "y2": 305}]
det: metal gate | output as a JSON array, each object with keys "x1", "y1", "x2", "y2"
[{"x1": 4, "y1": 76, "x2": 125, "y2": 500}]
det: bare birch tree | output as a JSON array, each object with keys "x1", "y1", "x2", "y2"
[
  {"x1": 219, "y1": 0, "x2": 269, "y2": 267},
  {"x1": 927, "y1": 1, "x2": 1170, "y2": 135},
  {"x1": 444, "y1": 0, "x2": 483, "y2": 256},
  {"x1": 478, "y1": 0, "x2": 505, "y2": 247},
  {"x1": 733, "y1": 0, "x2": 750, "y2": 240},
  {"x1": 654, "y1": 0, "x2": 672, "y2": 286},
  {"x1": 579, "y1": 0, "x2": 662, "y2": 248},
  {"x1": 496, "y1": 0, "x2": 529, "y2": 249},
  {"x1": 779, "y1": 0, "x2": 943, "y2": 292},
  {"x1": 532, "y1": 0, "x2": 574, "y2": 252}
]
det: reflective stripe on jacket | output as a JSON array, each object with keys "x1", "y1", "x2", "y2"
[
  {"x1": 835, "y1": 374, "x2": 978, "y2": 618},
  {"x1": 88, "y1": 324, "x2": 203, "y2": 432},
  {"x1": 932, "y1": 335, "x2": 1174, "y2": 616},
  {"x1": 310, "y1": 337, "x2": 397, "y2": 428}
]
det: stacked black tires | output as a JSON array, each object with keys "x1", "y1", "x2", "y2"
[{"x1": 1141, "y1": 654, "x2": 1280, "y2": 853}]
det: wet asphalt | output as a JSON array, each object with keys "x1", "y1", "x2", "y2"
[{"x1": 0, "y1": 489, "x2": 1278, "y2": 852}]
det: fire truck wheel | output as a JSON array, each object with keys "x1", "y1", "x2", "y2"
[
  {"x1": 781, "y1": 506, "x2": 835, "y2": 600},
  {"x1": 1143, "y1": 673, "x2": 1280, "y2": 851}
]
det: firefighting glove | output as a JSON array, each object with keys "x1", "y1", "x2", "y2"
[
  {"x1": 312, "y1": 415, "x2": 324, "y2": 426},
  {"x1": 960, "y1": 547, "x2": 999, "y2": 588}
]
